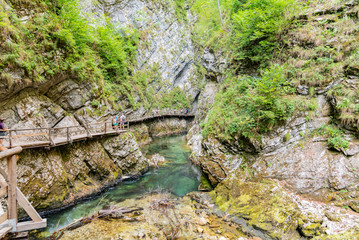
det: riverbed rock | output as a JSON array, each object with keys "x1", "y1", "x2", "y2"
[
  {"x1": 147, "y1": 153, "x2": 166, "y2": 168},
  {"x1": 212, "y1": 175, "x2": 302, "y2": 240},
  {"x1": 56, "y1": 192, "x2": 249, "y2": 240}
]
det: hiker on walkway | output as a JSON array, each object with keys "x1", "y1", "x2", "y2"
[
  {"x1": 112, "y1": 115, "x2": 118, "y2": 130},
  {"x1": 0, "y1": 118, "x2": 8, "y2": 146},
  {"x1": 120, "y1": 113, "x2": 126, "y2": 129},
  {"x1": 185, "y1": 108, "x2": 189, "y2": 114}
]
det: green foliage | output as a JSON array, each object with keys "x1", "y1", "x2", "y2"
[
  {"x1": 283, "y1": 133, "x2": 291, "y2": 142},
  {"x1": 202, "y1": 64, "x2": 300, "y2": 141},
  {"x1": 172, "y1": 0, "x2": 188, "y2": 22},
  {"x1": 192, "y1": 0, "x2": 297, "y2": 66},
  {"x1": 0, "y1": 0, "x2": 194, "y2": 112},
  {"x1": 159, "y1": 87, "x2": 191, "y2": 109},
  {"x1": 317, "y1": 125, "x2": 349, "y2": 151},
  {"x1": 0, "y1": 0, "x2": 139, "y2": 103},
  {"x1": 231, "y1": 0, "x2": 297, "y2": 63},
  {"x1": 91, "y1": 100, "x2": 100, "y2": 108}
]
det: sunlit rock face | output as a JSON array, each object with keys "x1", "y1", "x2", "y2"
[{"x1": 80, "y1": 0, "x2": 200, "y2": 99}]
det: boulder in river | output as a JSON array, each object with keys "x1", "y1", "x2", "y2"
[{"x1": 147, "y1": 153, "x2": 167, "y2": 168}]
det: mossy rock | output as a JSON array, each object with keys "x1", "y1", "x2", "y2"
[
  {"x1": 211, "y1": 175, "x2": 302, "y2": 240},
  {"x1": 198, "y1": 174, "x2": 213, "y2": 191},
  {"x1": 298, "y1": 221, "x2": 322, "y2": 237}
]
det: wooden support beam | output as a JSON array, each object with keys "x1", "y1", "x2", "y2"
[
  {"x1": 66, "y1": 127, "x2": 71, "y2": 143},
  {"x1": 0, "y1": 212, "x2": 8, "y2": 225},
  {"x1": 48, "y1": 129, "x2": 54, "y2": 146},
  {"x1": 0, "y1": 147, "x2": 22, "y2": 160},
  {"x1": 7, "y1": 155, "x2": 17, "y2": 221},
  {"x1": 16, "y1": 188, "x2": 42, "y2": 222},
  {"x1": 9, "y1": 130, "x2": 12, "y2": 149},
  {"x1": 0, "y1": 166, "x2": 8, "y2": 183},
  {"x1": 0, "y1": 226, "x2": 12, "y2": 238},
  {"x1": 15, "y1": 219, "x2": 46, "y2": 232},
  {"x1": 0, "y1": 186, "x2": 8, "y2": 197}
]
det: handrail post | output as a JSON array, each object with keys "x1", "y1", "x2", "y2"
[
  {"x1": 7, "y1": 154, "x2": 17, "y2": 231},
  {"x1": 48, "y1": 128, "x2": 53, "y2": 146},
  {"x1": 127, "y1": 121, "x2": 129, "y2": 130},
  {"x1": 66, "y1": 127, "x2": 70, "y2": 143},
  {"x1": 86, "y1": 123, "x2": 92, "y2": 138},
  {"x1": 9, "y1": 130, "x2": 12, "y2": 148},
  {"x1": 104, "y1": 122, "x2": 107, "y2": 134}
]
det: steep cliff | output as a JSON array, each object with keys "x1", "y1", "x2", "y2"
[
  {"x1": 0, "y1": 0, "x2": 200, "y2": 130},
  {"x1": 187, "y1": 0, "x2": 359, "y2": 238},
  {"x1": 0, "y1": 0, "x2": 198, "y2": 211}
]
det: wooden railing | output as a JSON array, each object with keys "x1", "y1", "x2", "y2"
[
  {"x1": 0, "y1": 113, "x2": 194, "y2": 150},
  {"x1": 0, "y1": 147, "x2": 46, "y2": 237},
  {"x1": 0, "y1": 121, "x2": 130, "y2": 149}
]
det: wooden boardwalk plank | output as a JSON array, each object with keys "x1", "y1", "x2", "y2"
[
  {"x1": 16, "y1": 219, "x2": 46, "y2": 232},
  {"x1": 0, "y1": 226, "x2": 12, "y2": 238}
]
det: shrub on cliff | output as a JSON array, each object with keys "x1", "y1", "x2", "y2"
[
  {"x1": 202, "y1": 64, "x2": 306, "y2": 141},
  {"x1": 192, "y1": 0, "x2": 298, "y2": 66}
]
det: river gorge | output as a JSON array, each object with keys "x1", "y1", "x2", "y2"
[{"x1": 0, "y1": 0, "x2": 359, "y2": 239}]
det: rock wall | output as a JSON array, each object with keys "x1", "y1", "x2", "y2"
[
  {"x1": 131, "y1": 118, "x2": 193, "y2": 145},
  {"x1": 0, "y1": 0, "x2": 199, "y2": 212},
  {"x1": 80, "y1": 0, "x2": 198, "y2": 92},
  {"x1": 186, "y1": 4, "x2": 359, "y2": 239},
  {"x1": 11, "y1": 132, "x2": 148, "y2": 211},
  {"x1": 0, "y1": 0, "x2": 200, "y2": 133}
]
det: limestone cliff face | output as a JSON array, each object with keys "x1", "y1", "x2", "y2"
[
  {"x1": 80, "y1": 0, "x2": 199, "y2": 98},
  {"x1": 186, "y1": 2, "x2": 359, "y2": 238},
  {"x1": 13, "y1": 132, "x2": 148, "y2": 211},
  {"x1": 0, "y1": 0, "x2": 197, "y2": 210},
  {"x1": 188, "y1": 2, "x2": 359, "y2": 198},
  {"x1": 1, "y1": 0, "x2": 199, "y2": 130}
]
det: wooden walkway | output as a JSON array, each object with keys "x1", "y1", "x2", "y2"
[
  {"x1": 0, "y1": 147, "x2": 46, "y2": 237},
  {"x1": 0, "y1": 113, "x2": 194, "y2": 150}
]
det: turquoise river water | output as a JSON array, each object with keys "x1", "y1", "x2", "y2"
[{"x1": 45, "y1": 135, "x2": 201, "y2": 233}]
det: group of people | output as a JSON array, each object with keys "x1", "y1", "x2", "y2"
[{"x1": 111, "y1": 113, "x2": 126, "y2": 130}]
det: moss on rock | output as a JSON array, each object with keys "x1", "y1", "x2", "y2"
[{"x1": 210, "y1": 175, "x2": 302, "y2": 239}]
